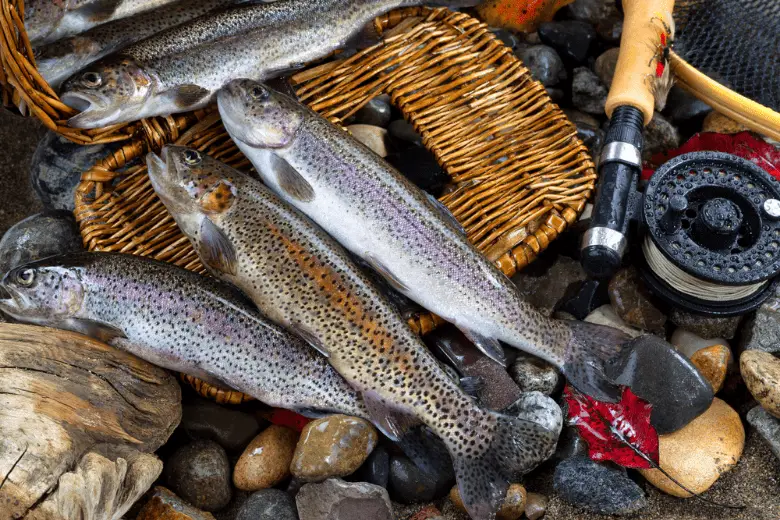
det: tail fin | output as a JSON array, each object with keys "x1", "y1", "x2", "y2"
[
  {"x1": 453, "y1": 411, "x2": 558, "y2": 520},
  {"x1": 561, "y1": 321, "x2": 631, "y2": 403}
]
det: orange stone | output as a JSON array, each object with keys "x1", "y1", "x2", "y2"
[
  {"x1": 477, "y1": 0, "x2": 575, "y2": 33},
  {"x1": 450, "y1": 483, "x2": 527, "y2": 520},
  {"x1": 136, "y1": 487, "x2": 216, "y2": 520},
  {"x1": 690, "y1": 344, "x2": 731, "y2": 393}
]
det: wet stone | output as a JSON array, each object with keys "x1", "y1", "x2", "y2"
[
  {"x1": 554, "y1": 454, "x2": 647, "y2": 515},
  {"x1": 291, "y1": 415, "x2": 377, "y2": 482},
  {"x1": 607, "y1": 266, "x2": 667, "y2": 334},
  {"x1": 690, "y1": 344, "x2": 731, "y2": 393},
  {"x1": 136, "y1": 487, "x2": 216, "y2": 520},
  {"x1": 670, "y1": 327, "x2": 728, "y2": 358},
  {"x1": 233, "y1": 425, "x2": 298, "y2": 491},
  {"x1": 30, "y1": 131, "x2": 119, "y2": 212},
  {"x1": 556, "y1": 279, "x2": 610, "y2": 320},
  {"x1": 352, "y1": 96, "x2": 392, "y2": 128},
  {"x1": 493, "y1": 28, "x2": 524, "y2": 52},
  {"x1": 235, "y1": 489, "x2": 298, "y2": 520},
  {"x1": 389, "y1": 454, "x2": 454, "y2": 504},
  {"x1": 566, "y1": 0, "x2": 620, "y2": 27},
  {"x1": 519, "y1": 45, "x2": 566, "y2": 86},
  {"x1": 584, "y1": 305, "x2": 642, "y2": 338},
  {"x1": 640, "y1": 399, "x2": 744, "y2": 497},
  {"x1": 165, "y1": 440, "x2": 232, "y2": 512},
  {"x1": 347, "y1": 125, "x2": 388, "y2": 157},
  {"x1": 663, "y1": 87, "x2": 712, "y2": 124},
  {"x1": 740, "y1": 287, "x2": 780, "y2": 353},
  {"x1": 574, "y1": 120, "x2": 604, "y2": 158},
  {"x1": 571, "y1": 67, "x2": 608, "y2": 115},
  {"x1": 747, "y1": 405, "x2": 780, "y2": 461},
  {"x1": 385, "y1": 147, "x2": 449, "y2": 196},
  {"x1": 508, "y1": 352, "x2": 561, "y2": 395},
  {"x1": 450, "y1": 483, "x2": 526, "y2": 520},
  {"x1": 512, "y1": 255, "x2": 587, "y2": 317},
  {"x1": 594, "y1": 47, "x2": 619, "y2": 89},
  {"x1": 524, "y1": 492, "x2": 548, "y2": 520},
  {"x1": 537, "y1": 21, "x2": 596, "y2": 64},
  {"x1": 296, "y1": 478, "x2": 393, "y2": 520},
  {"x1": 670, "y1": 308, "x2": 742, "y2": 340},
  {"x1": 505, "y1": 392, "x2": 563, "y2": 458},
  {"x1": 181, "y1": 399, "x2": 261, "y2": 452},
  {"x1": 546, "y1": 87, "x2": 565, "y2": 103},
  {"x1": 0, "y1": 211, "x2": 82, "y2": 275},
  {"x1": 596, "y1": 15, "x2": 622, "y2": 43},
  {"x1": 606, "y1": 335, "x2": 714, "y2": 434},
  {"x1": 426, "y1": 326, "x2": 522, "y2": 410},
  {"x1": 350, "y1": 444, "x2": 390, "y2": 488},
  {"x1": 741, "y1": 350, "x2": 780, "y2": 418},
  {"x1": 554, "y1": 426, "x2": 588, "y2": 461},
  {"x1": 642, "y1": 113, "x2": 680, "y2": 160},
  {"x1": 388, "y1": 119, "x2": 423, "y2": 147}
]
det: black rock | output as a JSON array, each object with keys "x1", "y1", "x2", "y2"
[
  {"x1": 596, "y1": 16, "x2": 623, "y2": 43},
  {"x1": 519, "y1": 45, "x2": 566, "y2": 86},
  {"x1": 388, "y1": 119, "x2": 423, "y2": 147},
  {"x1": 236, "y1": 489, "x2": 298, "y2": 520},
  {"x1": 30, "y1": 131, "x2": 118, "y2": 212},
  {"x1": 0, "y1": 211, "x2": 82, "y2": 275},
  {"x1": 594, "y1": 48, "x2": 619, "y2": 88},
  {"x1": 747, "y1": 406, "x2": 780, "y2": 461},
  {"x1": 214, "y1": 490, "x2": 251, "y2": 520},
  {"x1": 554, "y1": 427, "x2": 588, "y2": 460},
  {"x1": 572, "y1": 67, "x2": 608, "y2": 115},
  {"x1": 181, "y1": 399, "x2": 261, "y2": 452},
  {"x1": 556, "y1": 279, "x2": 610, "y2": 320},
  {"x1": 492, "y1": 28, "x2": 524, "y2": 52},
  {"x1": 606, "y1": 335, "x2": 715, "y2": 434},
  {"x1": 538, "y1": 21, "x2": 597, "y2": 64},
  {"x1": 512, "y1": 255, "x2": 587, "y2": 316},
  {"x1": 670, "y1": 308, "x2": 742, "y2": 340},
  {"x1": 297, "y1": 479, "x2": 393, "y2": 520},
  {"x1": 566, "y1": 0, "x2": 619, "y2": 26},
  {"x1": 353, "y1": 96, "x2": 392, "y2": 128},
  {"x1": 165, "y1": 439, "x2": 233, "y2": 512},
  {"x1": 388, "y1": 454, "x2": 453, "y2": 504},
  {"x1": 642, "y1": 113, "x2": 680, "y2": 160},
  {"x1": 385, "y1": 147, "x2": 449, "y2": 196},
  {"x1": 546, "y1": 87, "x2": 565, "y2": 103},
  {"x1": 350, "y1": 444, "x2": 390, "y2": 488},
  {"x1": 663, "y1": 87, "x2": 712, "y2": 124},
  {"x1": 574, "y1": 119, "x2": 604, "y2": 158},
  {"x1": 554, "y1": 455, "x2": 647, "y2": 515}
]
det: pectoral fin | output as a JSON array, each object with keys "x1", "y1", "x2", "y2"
[
  {"x1": 270, "y1": 154, "x2": 314, "y2": 203},
  {"x1": 364, "y1": 252, "x2": 408, "y2": 293},
  {"x1": 165, "y1": 84, "x2": 212, "y2": 110},
  {"x1": 457, "y1": 327, "x2": 507, "y2": 367},
  {"x1": 199, "y1": 217, "x2": 238, "y2": 276},
  {"x1": 290, "y1": 322, "x2": 330, "y2": 358},
  {"x1": 362, "y1": 390, "x2": 419, "y2": 441},
  {"x1": 426, "y1": 193, "x2": 465, "y2": 234},
  {"x1": 63, "y1": 318, "x2": 126, "y2": 343}
]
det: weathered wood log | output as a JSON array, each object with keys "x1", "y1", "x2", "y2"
[{"x1": 0, "y1": 324, "x2": 182, "y2": 520}]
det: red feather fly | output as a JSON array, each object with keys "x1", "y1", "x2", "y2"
[{"x1": 564, "y1": 384, "x2": 659, "y2": 469}]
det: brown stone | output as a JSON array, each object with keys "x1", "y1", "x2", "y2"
[
  {"x1": 640, "y1": 398, "x2": 745, "y2": 497},
  {"x1": 741, "y1": 350, "x2": 780, "y2": 418},
  {"x1": 702, "y1": 112, "x2": 750, "y2": 134},
  {"x1": 409, "y1": 505, "x2": 444, "y2": 520},
  {"x1": 450, "y1": 483, "x2": 526, "y2": 520},
  {"x1": 524, "y1": 492, "x2": 548, "y2": 520},
  {"x1": 291, "y1": 415, "x2": 378, "y2": 482},
  {"x1": 346, "y1": 125, "x2": 388, "y2": 158},
  {"x1": 136, "y1": 487, "x2": 216, "y2": 520},
  {"x1": 691, "y1": 344, "x2": 731, "y2": 393},
  {"x1": 233, "y1": 425, "x2": 299, "y2": 491},
  {"x1": 608, "y1": 266, "x2": 667, "y2": 334}
]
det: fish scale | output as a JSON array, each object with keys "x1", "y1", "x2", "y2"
[
  {"x1": 147, "y1": 145, "x2": 557, "y2": 520},
  {"x1": 0, "y1": 252, "x2": 368, "y2": 419}
]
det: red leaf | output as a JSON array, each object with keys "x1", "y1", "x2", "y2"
[
  {"x1": 641, "y1": 131, "x2": 780, "y2": 181},
  {"x1": 268, "y1": 408, "x2": 312, "y2": 432},
  {"x1": 564, "y1": 384, "x2": 659, "y2": 469}
]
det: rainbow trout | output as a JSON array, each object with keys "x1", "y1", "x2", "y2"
[
  {"x1": 59, "y1": 0, "x2": 479, "y2": 128},
  {"x1": 26, "y1": 0, "x2": 182, "y2": 46},
  {"x1": 147, "y1": 146, "x2": 558, "y2": 520},
  {"x1": 0, "y1": 252, "x2": 368, "y2": 419},
  {"x1": 218, "y1": 80, "x2": 633, "y2": 404},
  {"x1": 37, "y1": 0, "x2": 240, "y2": 90}
]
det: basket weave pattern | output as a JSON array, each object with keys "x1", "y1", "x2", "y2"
[{"x1": 73, "y1": 8, "x2": 594, "y2": 403}]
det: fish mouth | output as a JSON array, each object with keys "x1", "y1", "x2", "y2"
[
  {"x1": 146, "y1": 150, "x2": 170, "y2": 196},
  {"x1": 217, "y1": 86, "x2": 253, "y2": 147},
  {"x1": 0, "y1": 283, "x2": 21, "y2": 316},
  {"x1": 62, "y1": 92, "x2": 121, "y2": 129}
]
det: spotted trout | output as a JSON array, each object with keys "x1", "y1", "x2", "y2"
[
  {"x1": 0, "y1": 252, "x2": 368, "y2": 419},
  {"x1": 37, "y1": 0, "x2": 240, "y2": 90},
  {"x1": 26, "y1": 0, "x2": 183, "y2": 46},
  {"x1": 217, "y1": 80, "x2": 633, "y2": 405},
  {"x1": 147, "y1": 146, "x2": 559, "y2": 520},
  {"x1": 59, "y1": 0, "x2": 480, "y2": 128}
]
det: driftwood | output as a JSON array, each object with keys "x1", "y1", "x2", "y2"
[{"x1": 0, "y1": 324, "x2": 182, "y2": 520}]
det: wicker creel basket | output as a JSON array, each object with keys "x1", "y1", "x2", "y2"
[{"x1": 74, "y1": 7, "x2": 595, "y2": 404}]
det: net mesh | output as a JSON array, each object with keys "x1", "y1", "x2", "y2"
[{"x1": 673, "y1": 0, "x2": 780, "y2": 112}]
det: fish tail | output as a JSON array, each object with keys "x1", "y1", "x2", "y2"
[
  {"x1": 560, "y1": 320, "x2": 631, "y2": 403},
  {"x1": 450, "y1": 411, "x2": 557, "y2": 520}
]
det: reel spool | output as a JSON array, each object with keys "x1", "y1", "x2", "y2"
[{"x1": 640, "y1": 151, "x2": 780, "y2": 316}]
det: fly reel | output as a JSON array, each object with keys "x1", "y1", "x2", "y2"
[{"x1": 639, "y1": 151, "x2": 780, "y2": 316}]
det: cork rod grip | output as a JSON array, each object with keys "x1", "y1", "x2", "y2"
[{"x1": 605, "y1": 0, "x2": 675, "y2": 125}]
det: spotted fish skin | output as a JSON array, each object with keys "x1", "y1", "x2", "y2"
[
  {"x1": 37, "y1": 0, "x2": 239, "y2": 90},
  {"x1": 218, "y1": 80, "x2": 632, "y2": 407},
  {"x1": 58, "y1": 0, "x2": 480, "y2": 128},
  {"x1": 0, "y1": 252, "x2": 368, "y2": 419},
  {"x1": 147, "y1": 146, "x2": 558, "y2": 520}
]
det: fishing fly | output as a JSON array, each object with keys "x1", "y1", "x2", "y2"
[{"x1": 646, "y1": 14, "x2": 675, "y2": 111}]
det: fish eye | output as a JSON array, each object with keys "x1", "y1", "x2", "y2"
[
  {"x1": 16, "y1": 269, "x2": 35, "y2": 286},
  {"x1": 183, "y1": 149, "x2": 202, "y2": 165},
  {"x1": 250, "y1": 86, "x2": 269, "y2": 101},
  {"x1": 81, "y1": 71, "x2": 102, "y2": 88}
]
